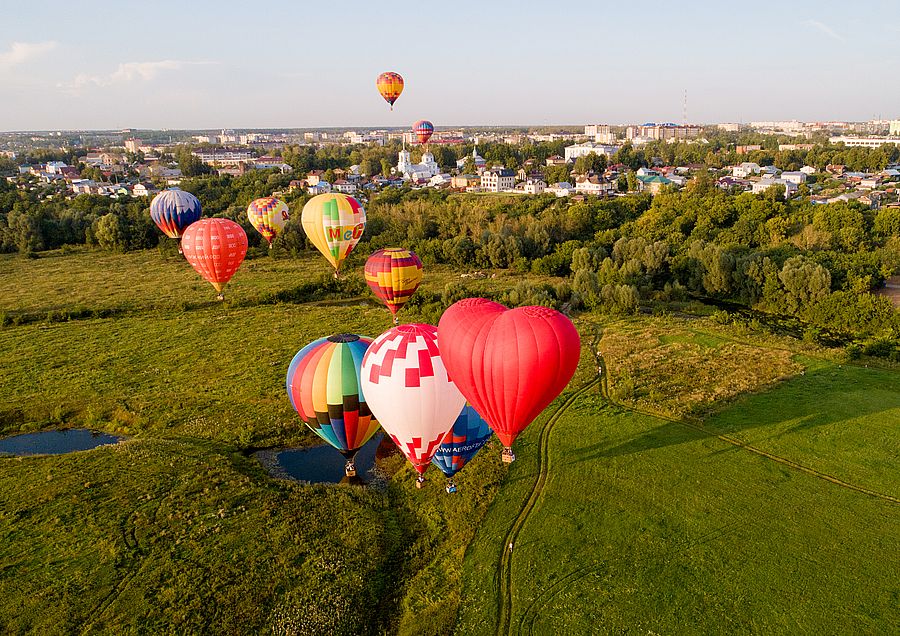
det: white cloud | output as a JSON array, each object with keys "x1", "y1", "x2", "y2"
[
  {"x1": 0, "y1": 41, "x2": 58, "y2": 69},
  {"x1": 59, "y1": 59, "x2": 215, "y2": 92},
  {"x1": 804, "y1": 20, "x2": 844, "y2": 42}
]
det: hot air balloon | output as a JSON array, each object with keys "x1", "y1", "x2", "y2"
[
  {"x1": 149, "y1": 188, "x2": 202, "y2": 252},
  {"x1": 376, "y1": 71, "x2": 404, "y2": 110},
  {"x1": 431, "y1": 405, "x2": 493, "y2": 493},
  {"x1": 301, "y1": 193, "x2": 366, "y2": 276},
  {"x1": 286, "y1": 333, "x2": 380, "y2": 477},
  {"x1": 360, "y1": 324, "x2": 465, "y2": 488},
  {"x1": 413, "y1": 120, "x2": 434, "y2": 145},
  {"x1": 247, "y1": 196, "x2": 290, "y2": 247},
  {"x1": 364, "y1": 248, "x2": 424, "y2": 324},
  {"x1": 437, "y1": 299, "x2": 580, "y2": 463},
  {"x1": 181, "y1": 218, "x2": 248, "y2": 300}
]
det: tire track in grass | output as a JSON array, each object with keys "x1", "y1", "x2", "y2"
[{"x1": 496, "y1": 327, "x2": 603, "y2": 636}]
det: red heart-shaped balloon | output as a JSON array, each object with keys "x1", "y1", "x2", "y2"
[{"x1": 437, "y1": 298, "x2": 581, "y2": 447}]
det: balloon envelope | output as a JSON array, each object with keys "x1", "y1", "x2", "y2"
[
  {"x1": 150, "y1": 188, "x2": 201, "y2": 238},
  {"x1": 181, "y1": 218, "x2": 248, "y2": 293},
  {"x1": 247, "y1": 197, "x2": 289, "y2": 245},
  {"x1": 437, "y1": 299, "x2": 581, "y2": 448},
  {"x1": 360, "y1": 324, "x2": 465, "y2": 476},
  {"x1": 301, "y1": 193, "x2": 366, "y2": 273},
  {"x1": 413, "y1": 120, "x2": 434, "y2": 145},
  {"x1": 376, "y1": 71, "x2": 404, "y2": 109},
  {"x1": 286, "y1": 334, "x2": 380, "y2": 457},
  {"x1": 431, "y1": 405, "x2": 493, "y2": 478},
  {"x1": 364, "y1": 248, "x2": 423, "y2": 319}
]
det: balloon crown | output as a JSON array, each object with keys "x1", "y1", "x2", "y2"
[
  {"x1": 455, "y1": 297, "x2": 497, "y2": 309},
  {"x1": 521, "y1": 305, "x2": 560, "y2": 318},
  {"x1": 327, "y1": 333, "x2": 361, "y2": 343},
  {"x1": 395, "y1": 323, "x2": 435, "y2": 336}
]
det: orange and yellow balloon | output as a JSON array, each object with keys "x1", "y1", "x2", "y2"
[
  {"x1": 376, "y1": 72, "x2": 404, "y2": 110},
  {"x1": 301, "y1": 193, "x2": 366, "y2": 274},
  {"x1": 247, "y1": 196, "x2": 289, "y2": 247},
  {"x1": 365, "y1": 248, "x2": 423, "y2": 324}
]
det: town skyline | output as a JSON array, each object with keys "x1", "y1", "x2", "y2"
[{"x1": 1, "y1": 0, "x2": 899, "y2": 130}]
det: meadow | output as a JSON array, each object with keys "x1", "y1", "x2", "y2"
[{"x1": 1, "y1": 247, "x2": 898, "y2": 635}]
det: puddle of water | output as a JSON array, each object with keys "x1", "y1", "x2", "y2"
[
  {"x1": 261, "y1": 433, "x2": 389, "y2": 484},
  {"x1": 0, "y1": 429, "x2": 124, "y2": 456}
]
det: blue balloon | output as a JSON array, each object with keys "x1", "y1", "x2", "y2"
[
  {"x1": 431, "y1": 405, "x2": 493, "y2": 478},
  {"x1": 150, "y1": 188, "x2": 202, "y2": 238}
]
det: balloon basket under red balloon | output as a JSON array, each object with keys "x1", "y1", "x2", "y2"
[
  {"x1": 216, "y1": 292, "x2": 225, "y2": 302},
  {"x1": 502, "y1": 447, "x2": 516, "y2": 463},
  {"x1": 415, "y1": 475, "x2": 426, "y2": 489}
]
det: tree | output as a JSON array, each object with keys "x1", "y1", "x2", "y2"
[
  {"x1": 778, "y1": 256, "x2": 831, "y2": 313},
  {"x1": 93, "y1": 213, "x2": 126, "y2": 251}
]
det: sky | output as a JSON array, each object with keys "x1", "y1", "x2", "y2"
[{"x1": 1, "y1": 0, "x2": 898, "y2": 131}]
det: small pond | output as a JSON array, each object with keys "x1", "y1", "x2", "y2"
[
  {"x1": 257, "y1": 433, "x2": 394, "y2": 484},
  {"x1": 0, "y1": 429, "x2": 124, "y2": 456}
]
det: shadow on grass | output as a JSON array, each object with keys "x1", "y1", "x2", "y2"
[{"x1": 571, "y1": 364, "x2": 900, "y2": 461}]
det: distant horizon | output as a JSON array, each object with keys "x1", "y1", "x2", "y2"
[{"x1": 1, "y1": 116, "x2": 894, "y2": 136}]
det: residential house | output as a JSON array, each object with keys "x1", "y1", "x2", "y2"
[
  {"x1": 71, "y1": 179, "x2": 97, "y2": 194},
  {"x1": 132, "y1": 183, "x2": 157, "y2": 197},
  {"x1": 827, "y1": 191, "x2": 867, "y2": 204},
  {"x1": 481, "y1": 168, "x2": 515, "y2": 192},
  {"x1": 333, "y1": 179, "x2": 357, "y2": 194},
  {"x1": 636, "y1": 174, "x2": 673, "y2": 194},
  {"x1": 800, "y1": 165, "x2": 817, "y2": 176},
  {"x1": 451, "y1": 174, "x2": 479, "y2": 189},
  {"x1": 545, "y1": 155, "x2": 567, "y2": 166},
  {"x1": 546, "y1": 182, "x2": 574, "y2": 197},
  {"x1": 564, "y1": 142, "x2": 619, "y2": 162},
  {"x1": 780, "y1": 171, "x2": 808, "y2": 185},
  {"x1": 759, "y1": 165, "x2": 782, "y2": 176},
  {"x1": 520, "y1": 179, "x2": 546, "y2": 195},
  {"x1": 860, "y1": 176, "x2": 882, "y2": 189},
  {"x1": 732, "y1": 162, "x2": 761, "y2": 178},
  {"x1": 428, "y1": 173, "x2": 453, "y2": 188},
  {"x1": 752, "y1": 177, "x2": 798, "y2": 197},
  {"x1": 306, "y1": 170, "x2": 326, "y2": 186},
  {"x1": 716, "y1": 176, "x2": 751, "y2": 191},
  {"x1": 574, "y1": 175, "x2": 613, "y2": 196},
  {"x1": 45, "y1": 161, "x2": 68, "y2": 174},
  {"x1": 307, "y1": 181, "x2": 332, "y2": 195}
]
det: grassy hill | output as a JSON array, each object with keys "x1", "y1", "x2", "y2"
[{"x1": 1, "y1": 248, "x2": 898, "y2": 635}]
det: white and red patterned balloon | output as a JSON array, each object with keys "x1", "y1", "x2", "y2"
[{"x1": 360, "y1": 323, "x2": 465, "y2": 480}]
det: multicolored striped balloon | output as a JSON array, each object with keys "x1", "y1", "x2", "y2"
[
  {"x1": 247, "y1": 196, "x2": 290, "y2": 246},
  {"x1": 364, "y1": 248, "x2": 424, "y2": 323},
  {"x1": 376, "y1": 71, "x2": 404, "y2": 110},
  {"x1": 286, "y1": 334, "x2": 380, "y2": 461},
  {"x1": 149, "y1": 188, "x2": 202, "y2": 239},
  {"x1": 300, "y1": 193, "x2": 366, "y2": 274},
  {"x1": 412, "y1": 120, "x2": 434, "y2": 145},
  {"x1": 431, "y1": 405, "x2": 493, "y2": 482},
  {"x1": 181, "y1": 218, "x2": 248, "y2": 298}
]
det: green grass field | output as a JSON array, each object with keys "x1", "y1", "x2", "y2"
[
  {"x1": 1, "y1": 248, "x2": 898, "y2": 635},
  {"x1": 457, "y1": 343, "x2": 900, "y2": 635}
]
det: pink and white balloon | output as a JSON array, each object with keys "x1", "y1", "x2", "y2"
[{"x1": 360, "y1": 323, "x2": 465, "y2": 486}]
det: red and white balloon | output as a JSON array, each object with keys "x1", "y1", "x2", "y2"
[{"x1": 360, "y1": 323, "x2": 465, "y2": 486}]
